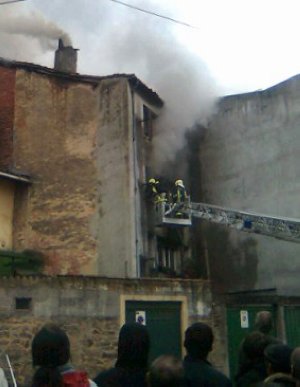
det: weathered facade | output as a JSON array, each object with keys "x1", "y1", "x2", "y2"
[
  {"x1": 0, "y1": 276, "x2": 220, "y2": 386},
  {"x1": 0, "y1": 56, "x2": 163, "y2": 278},
  {"x1": 196, "y1": 75, "x2": 300, "y2": 296},
  {"x1": 0, "y1": 47, "x2": 229, "y2": 384}
]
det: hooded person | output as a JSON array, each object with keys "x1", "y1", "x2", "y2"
[{"x1": 94, "y1": 323, "x2": 150, "y2": 387}]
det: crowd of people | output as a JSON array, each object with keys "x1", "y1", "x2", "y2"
[{"x1": 1, "y1": 312, "x2": 300, "y2": 386}]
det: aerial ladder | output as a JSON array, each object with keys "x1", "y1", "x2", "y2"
[{"x1": 155, "y1": 200, "x2": 300, "y2": 243}]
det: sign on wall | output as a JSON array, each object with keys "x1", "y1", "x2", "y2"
[
  {"x1": 135, "y1": 310, "x2": 146, "y2": 325},
  {"x1": 240, "y1": 310, "x2": 249, "y2": 328}
]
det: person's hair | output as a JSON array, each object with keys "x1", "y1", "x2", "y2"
[
  {"x1": 115, "y1": 323, "x2": 150, "y2": 370},
  {"x1": 254, "y1": 311, "x2": 273, "y2": 334},
  {"x1": 31, "y1": 323, "x2": 71, "y2": 387},
  {"x1": 148, "y1": 355, "x2": 184, "y2": 387},
  {"x1": 184, "y1": 322, "x2": 213, "y2": 360},
  {"x1": 243, "y1": 331, "x2": 272, "y2": 362},
  {"x1": 264, "y1": 344, "x2": 293, "y2": 374},
  {"x1": 31, "y1": 367, "x2": 63, "y2": 387},
  {"x1": 291, "y1": 347, "x2": 300, "y2": 380}
]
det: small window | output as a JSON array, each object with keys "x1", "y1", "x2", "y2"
[
  {"x1": 15, "y1": 297, "x2": 32, "y2": 310},
  {"x1": 143, "y1": 105, "x2": 156, "y2": 140}
]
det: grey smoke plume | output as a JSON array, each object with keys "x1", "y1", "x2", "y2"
[
  {"x1": 0, "y1": 0, "x2": 219, "y2": 174},
  {"x1": 83, "y1": 1, "x2": 219, "y2": 172},
  {"x1": 0, "y1": 9, "x2": 71, "y2": 61}
]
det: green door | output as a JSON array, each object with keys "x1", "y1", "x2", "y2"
[
  {"x1": 227, "y1": 305, "x2": 276, "y2": 382},
  {"x1": 284, "y1": 306, "x2": 300, "y2": 346},
  {"x1": 125, "y1": 301, "x2": 182, "y2": 362}
]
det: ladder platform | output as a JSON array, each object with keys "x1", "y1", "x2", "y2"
[{"x1": 155, "y1": 202, "x2": 192, "y2": 227}]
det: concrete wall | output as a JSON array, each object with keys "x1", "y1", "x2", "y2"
[
  {"x1": 95, "y1": 78, "x2": 140, "y2": 278},
  {"x1": 198, "y1": 75, "x2": 300, "y2": 295},
  {"x1": 0, "y1": 179, "x2": 14, "y2": 249},
  {"x1": 0, "y1": 276, "x2": 226, "y2": 386}
]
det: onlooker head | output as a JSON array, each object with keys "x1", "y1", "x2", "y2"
[
  {"x1": 243, "y1": 331, "x2": 273, "y2": 363},
  {"x1": 264, "y1": 343, "x2": 294, "y2": 375},
  {"x1": 32, "y1": 323, "x2": 70, "y2": 368},
  {"x1": 147, "y1": 355, "x2": 184, "y2": 387},
  {"x1": 31, "y1": 323, "x2": 71, "y2": 387},
  {"x1": 291, "y1": 347, "x2": 300, "y2": 380},
  {"x1": 255, "y1": 311, "x2": 273, "y2": 335},
  {"x1": 116, "y1": 322, "x2": 150, "y2": 370},
  {"x1": 184, "y1": 322, "x2": 213, "y2": 360}
]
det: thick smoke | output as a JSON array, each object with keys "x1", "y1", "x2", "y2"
[
  {"x1": 0, "y1": 8, "x2": 71, "y2": 61},
  {"x1": 0, "y1": 1, "x2": 219, "y2": 176},
  {"x1": 79, "y1": 1, "x2": 219, "y2": 172}
]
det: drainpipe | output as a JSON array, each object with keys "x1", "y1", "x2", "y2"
[{"x1": 130, "y1": 81, "x2": 140, "y2": 277}]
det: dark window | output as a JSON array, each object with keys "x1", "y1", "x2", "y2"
[
  {"x1": 15, "y1": 297, "x2": 32, "y2": 310},
  {"x1": 143, "y1": 105, "x2": 156, "y2": 140}
]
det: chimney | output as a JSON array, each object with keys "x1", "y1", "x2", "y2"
[{"x1": 54, "y1": 39, "x2": 78, "y2": 73}]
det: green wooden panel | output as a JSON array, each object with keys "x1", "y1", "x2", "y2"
[
  {"x1": 226, "y1": 305, "x2": 275, "y2": 383},
  {"x1": 125, "y1": 301, "x2": 182, "y2": 362},
  {"x1": 284, "y1": 306, "x2": 300, "y2": 347}
]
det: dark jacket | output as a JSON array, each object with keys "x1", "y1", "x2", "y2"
[
  {"x1": 94, "y1": 323, "x2": 149, "y2": 387},
  {"x1": 93, "y1": 367, "x2": 147, "y2": 387},
  {"x1": 183, "y1": 355, "x2": 232, "y2": 387},
  {"x1": 236, "y1": 361, "x2": 267, "y2": 387}
]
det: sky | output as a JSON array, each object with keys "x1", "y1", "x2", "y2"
[
  {"x1": 1, "y1": 0, "x2": 300, "y2": 165},
  {"x1": 1, "y1": 0, "x2": 300, "y2": 95}
]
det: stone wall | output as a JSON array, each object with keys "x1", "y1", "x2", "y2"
[
  {"x1": 0, "y1": 275, "x2": 228, "y2": 386},
  {"x1": 13, "y1": 70, "x2": 99, "y2": 275}
]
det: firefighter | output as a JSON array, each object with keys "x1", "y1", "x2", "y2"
[
  {"x1": 172, "y1": 179, "x2": 188, "y2": 217},
  {"x1": 155, "y1": 178, "x2": 169, "y2": 204},
  {"x1": 146, "y1": 178, "x2": 160, "y2": 204},
  {"x1": 172, "y1": 179, "x2": 188, "y2": 204}
]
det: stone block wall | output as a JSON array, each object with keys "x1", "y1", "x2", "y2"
[{"x1": 0, "y1": 275, "x2": 228, "y2": 386}]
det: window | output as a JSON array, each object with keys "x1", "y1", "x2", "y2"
[
  {"x1": 15, "y1": 297, "x2": 32, "y2": 310},
  {"x1": 143, "y1": 105, "x2": 156, "y2": 140}
]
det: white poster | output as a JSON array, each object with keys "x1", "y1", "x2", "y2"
[
  {"x1": 240, "y1": 310, "x2": 249, "y2": 328},
  {"x1": 135, "y1": 310, "x2": 146, "y2": 325}
]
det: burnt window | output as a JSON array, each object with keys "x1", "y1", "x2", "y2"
[
  {"x1": 143, "y1": 105, "x2": 156, "y2": 140},
  {"x1": 157, "y1": 247, "x2": 176, "y2": 271},
  {"x1": 15, "y1": 297, "x2": 32, "y2": 310}
]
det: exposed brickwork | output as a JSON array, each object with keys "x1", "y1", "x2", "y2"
[
  {"x1": 0, "y1": 67, "x2": 15, "y2": 169},
  {"x1": 13, "y1": 70, "x2": 99, "y2": 274}
]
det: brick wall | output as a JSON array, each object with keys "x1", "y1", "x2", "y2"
[{"x1": 0, "y1": 67, "x2": 15, "y2": 169}]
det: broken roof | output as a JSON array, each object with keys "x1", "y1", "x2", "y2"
[{"x1": 0, "y1": 57, "x2": 164, "y2": 108}]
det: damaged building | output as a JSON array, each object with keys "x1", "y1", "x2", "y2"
[
  {"x1": 0, "y1": 38, "x2": 300, "y2": 383},
  {"x1": 192, "y1": 76, "x2": 300, "y2": 377},
  {"x1": 0, "y1": 42, "x2": 218, "y2": 384}
]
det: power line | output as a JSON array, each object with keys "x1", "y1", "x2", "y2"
[
  {"x1": 0, "y1": 0, "x2": 27, "y2": 5},
  {"x1": 108, "y1": 0, "x2": 200, "y2": 29}
]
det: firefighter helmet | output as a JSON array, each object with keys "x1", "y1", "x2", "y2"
[
  {"x1": 175, "y1": 179, "x2": 184, "y2": 187},
  {"x1": 148, "y1": 178, "x2": 156, "y2": 184}
]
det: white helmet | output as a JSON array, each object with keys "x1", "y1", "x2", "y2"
[{"x1": 175, "y1": 179, "x2": 184, "y2": 188}]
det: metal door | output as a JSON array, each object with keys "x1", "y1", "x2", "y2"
[
  {"x1": 125, "y1": 300, "x2": 182, "y2": 362},
  {"x1": 227, "y1": 305, "x2": 276, "y2": 381},
  {"x1": 284, "y1": 306, "x2": 300, "y2": 346}
]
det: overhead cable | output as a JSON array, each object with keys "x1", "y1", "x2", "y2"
[
  {"x1": 0, "y1": 0, "x2": 27, "y2": 5},
  {"x1": 108, "y1": 0, "x2": 200, "y2": 29}
]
